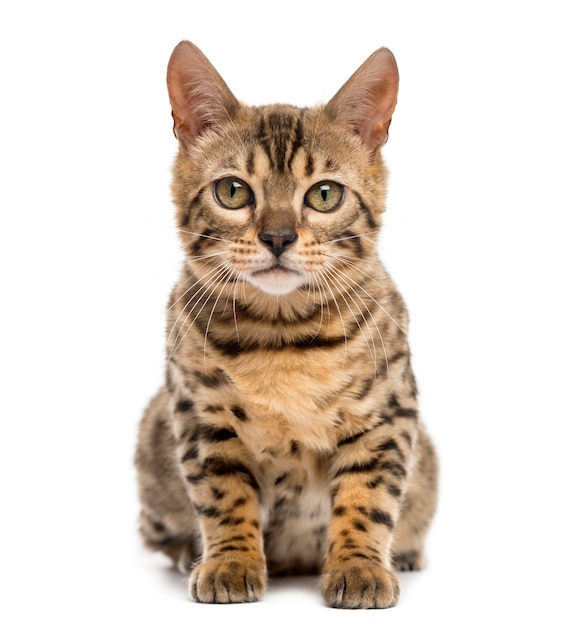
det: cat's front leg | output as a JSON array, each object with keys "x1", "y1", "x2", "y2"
[
  {"x1": 187, "y1": 458, "x2": 266, "y2": 603},
  {"x1": 188, "y1": 471, "x2": 266, "y2": 602},
  {"x1": 321, "y1": 405, "x2": 417, "y2": 609},
  {"x1": 175, "y1": 400, "x2": 266, "y2": 603}
]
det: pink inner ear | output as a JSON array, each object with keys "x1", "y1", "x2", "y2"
[
  {"x1": 166, "y1": 41, "x2": 239, "y2": 146},
  {"x1": 325, "y1": 48, "x2": 399, "y2": 151}
]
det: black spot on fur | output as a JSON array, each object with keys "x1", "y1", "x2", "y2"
[
  {"x1": 387, "y1": 484, "x2": 402, "y2": 498},
  {"x1": 218, "y1": 544, "x2": 250, "y2": 554},
  {"x1": 378, "y1": 460, "x2": 407, "y2": 479},
  {"x1": 246, "y1": 150, "x2": 255, "y2": 175},
  {"x1": 193, "y1": 368, "x2": 231, "y2": 388},
  {"x1": 369, "y1": 508, "x2": 394, "y2": 529},
  {"x1": 182, "y1": 188, "x2": 205, "y2": 229},
  {"x1": 334, "y1": 456, "x2": 380, "y2": 478},
  {"x1": 335, "y1": 230, "x2": 363, "y2": 257},
  {"x1": 388, "y1": 394, "x2": 400, "y2": 407},
  {"x1": 274, "y1": 473, "x2": 288, "y2": 485},
  {"x1": 230, "y1": 405, "x2": 248, "y2": 421},
  {"x1": 195, "y1": 504, "x2": 222, "y2": 518},
  {"x1": 151, "y1": 520, "x2": 166, "y2": 533},
  {"x1": 355, "y1": 377, "x2": 375, "y2": 400},
  {"x1": 185, "y1": 472, "x2": 204, "y2": 484},
  {"x1": 175, "y1": 398, "x2": 194, "y2": 413},
  {"x1": 325, "y1": 158, "x2": 339, "y2": 171},
  {"x1": 287, "y1": 115, "x2": 305, "y2": 170},
  {"x1": 353, "y1": 191, "x2": 377, "y2": 229},
  {"x1": 202, "y1": 457, "x2": 259, "y2": 491},
  {"x1": 389, "y1": 351, "x2": 408, "y2": 364},
  {"x1": 337, "y1": 430, "x2": 369, "y2": 447},
  {"x1": 199, "y1": 424, "x2": 238, "y2": 443},
  {"x1": 376, "y1": 438, "x2": 405, "y2": 461},
  {"x1": 219, "y1": 516, "x2": 245, "y2": 526},
  {"x1": 304, "y1": 153, "x2": 314, "y2": 177},
  {"x1": 180, "y1": 446, "x2": 199, "y2": 463},
  {"x1": 366, "y1": 475, "x2": 383, "y2": 489},
  {"x1": 203, "y1": 404, "x2": 225, "y2": 414}
]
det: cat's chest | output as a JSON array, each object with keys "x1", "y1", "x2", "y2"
[{"x1": 219, "y1": 348, "x2": 353, "y2": 451}]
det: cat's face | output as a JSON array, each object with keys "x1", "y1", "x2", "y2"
[
  {"x1": 167, "y1": 43, "x2": 398, "y2": 300},
  {"x1": 174, "y1": 106, "x2": 387, "y2": 297}
]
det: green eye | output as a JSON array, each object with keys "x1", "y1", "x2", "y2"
[
  {"x1": 305, "y1": 181, "x2": 344, "y2": 212},
  {"x1": 214, "y1": 177, "x2": 254, "y2": 210}
]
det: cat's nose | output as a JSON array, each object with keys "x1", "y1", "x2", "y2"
[{"x1": 258, "y1": 230, "x2": 297, "y2": 257}]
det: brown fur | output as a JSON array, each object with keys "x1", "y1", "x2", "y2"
[{"x1": 135, "y1": 41, "x2": 438, "y2": 609}]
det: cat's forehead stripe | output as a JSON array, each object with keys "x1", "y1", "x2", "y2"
[
  {"x1": 253, "y1": 108, "x2": 306, "y2": 175},
  {"x1": 238, "y1": 109, "x2": 348, "y2": 184}
]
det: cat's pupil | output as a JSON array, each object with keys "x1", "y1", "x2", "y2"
[
  {"x1": 320, "y1": 185, "x2": 330, "y2": 201},
  {"x1": 230, "y1": 182, "x2": 240, "y2": 197}
]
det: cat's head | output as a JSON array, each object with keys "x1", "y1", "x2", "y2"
[{"x1": 167, "y1": 42, "x2": 398, "y2": 298}]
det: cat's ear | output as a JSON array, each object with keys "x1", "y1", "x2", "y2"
[
  {"x1": 166, "y1": 41, "x2": 239, "y2": 148},
  {"x1": 325, "y1": 48, "x2": 399, "y2": 152}
]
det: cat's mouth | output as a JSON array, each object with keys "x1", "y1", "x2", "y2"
[
  {"x1": 248, "y1": 263, "x2": 305, "y2": 296},
  {"x1": 253, "y1": 265, "x2": 298, "y2": 277}
]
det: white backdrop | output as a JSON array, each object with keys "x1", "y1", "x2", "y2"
[{"x1": 1, "y1": 1, "x2": 565, "y2": 624}]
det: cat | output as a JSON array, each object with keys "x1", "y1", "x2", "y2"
[{"x1": 135, "y1": 40, "x2": 438, "y2": 609}]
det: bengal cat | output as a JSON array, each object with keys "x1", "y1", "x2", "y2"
[{"x1": 135, "y1": 40, "x2": 438, "y2": 609}]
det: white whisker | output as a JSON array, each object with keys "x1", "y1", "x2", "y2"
[
  {"x1": 231, "y1": 272, "x2": 243, "y2": 345},
  {"x1": 202, "y1": 264, "x2": 235, "y2": 372},
  {"x1": 316, "y1": 269, "x2": 349, "y2": 366},
  {"x1": 322, "y1": 229, "x2": 381, "y2": 245},
  {"x1": 167, "y1": 263, "x2": 224, "y2": 328},
  {"x1": 307, "y1": 273, "x2": 329, "y2": 341},
  {"x1": 187, "y1": 250, "x2": 232, "y2": 262},
  {"x1": 167, "y1": 257, "x2": 226, "y2": 312},
  {"x1": 323, "y1": 251, "x2": 406, "y2": 336},
  {"x1": 324, "y1": 264, "x2": 380, "y2": 373},
  {"x1": 167, "y1": 264, "x2": 230, "y2": 360},
  {"x1": 168, "y1": 264, "x2": 233, "y2": 363},
  {"x1": 322, "y1": 250, "x2": 382, "y2": 267},
  {"x1": 325, "y1": 263, "x2": 389, "y2": 379},
  {"x1": 177, "y1": 229, "x2": 232, "y2": 244}
]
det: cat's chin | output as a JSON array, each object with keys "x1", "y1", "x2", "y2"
[{"x1": 247, "y1": 267, "x2": 306, "y2": 296}]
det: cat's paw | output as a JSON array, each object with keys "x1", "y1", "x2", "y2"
[
  {"x1": 321, "y1": 559, "x2": 400, "y2": 609},
  {"x1": 189, "y1": 557, "x2": 267, "y2": 603},
  {"x1": 392, "y1": 549, "x2": 426, "y2": 572}
]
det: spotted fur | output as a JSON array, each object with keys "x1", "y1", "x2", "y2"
[{"x1": 135, "y1": 41, "x2": 438, "y2": 609}]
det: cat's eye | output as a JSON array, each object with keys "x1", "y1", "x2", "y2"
[
  {"x1": 304, "y1": 181, "x2": 344, "y2": 213},
  {"x1": 214, "y1": 177, "x2": 254, "y2": 210}
]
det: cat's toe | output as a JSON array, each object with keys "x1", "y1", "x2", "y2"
[
  {"x1": 321, "y1": 559, "x2": 400, "y2": 609},
  {"x1": 189, "y1": 557, "x2": 267, "y2": 603}
]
